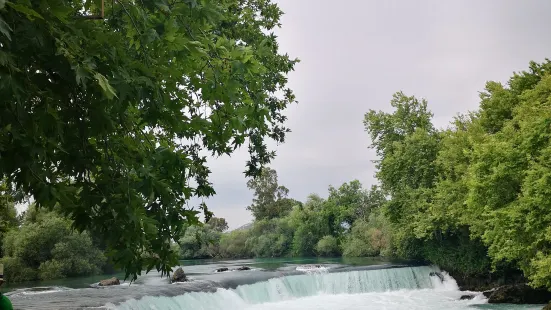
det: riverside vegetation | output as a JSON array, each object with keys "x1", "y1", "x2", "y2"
[
  {"x1": 0, "y1": 0, "x2": 298, "y2": 281},
  {"x1": 175, "y1": 60, "x2": 551, "y2": 296},
  {"x1": 0, "y1": 0, "x2": 551, "y2": 304},
  {"x1": 2, "y1": 59, "x2": 551, "y2": 301}
]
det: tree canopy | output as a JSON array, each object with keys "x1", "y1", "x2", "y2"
[
  {"x1": 216, "y1": 175, "x2": 388, "y2": 260},
  {"x1": 363, "y1": 60, "x2": 551, "y2": 288},
  {"x1": 246, "y1": 167, "x2": 299, "y2": 220},
  {"x1": 0, "y1": 0, "x2": 297, "y2": 280}
]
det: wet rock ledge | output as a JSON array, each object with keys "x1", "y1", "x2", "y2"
[{"x1": 485, "y1": 284, "x2": 551, "y2": 305}]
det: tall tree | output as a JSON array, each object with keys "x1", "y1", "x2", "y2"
[
  {"x1": 246, "y1": 167, "x2": 297, "y2": 219},
  {"x1": 0, "y1": 180, "x2": 19, "y2": 257},
  {"x1": 363, "y1": 91, "x2": 484, "y2": 274},
  {"x1": 364, "y1": 92, "x2": 440, "y2": 229},
  {"x1": 326, "y1": 180, "x2": 383, "y2": 227},
  {"x1": 465, "y1": 61, "x2": 551, "y2": 288},
  {"x1": 0, "y1": 0, "x2": 298, "y2": 279},
  {"x1": 206, "y1": 217, "x2": 229, "y2": 232},
  {"x1": 362, "y1": 60, "x2": 551, "y2": 286}
]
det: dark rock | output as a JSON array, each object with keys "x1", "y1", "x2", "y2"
[
  {"x1": 488, "y1": 284, "x2": 551, "y2": 304},
  {"x1": 542, "y1": 302, "x2": 551, "y2": 310},
  {"x1": 236, "y1": 266, "x2": 250, "y2": 271},
  {"x1": 216, "y1": 267, "x2": 229, "y2": 273},
  {"x1": 460, "y1": 294, "x2": 476, "y2": 300},
  {"x1": 171, "y1": 267, "x2": 187, "y2": 283},
  {"x1": 449, "y1": 269, "x2": 526, "y2": 292},
  {"x1": 429, "y1": 271, "x2": 444, "y2": 282},
  {"x1": 482, "y1": 289, "x2": 495, "y2": 298},
  {"x1": 99, "y1": 277, "x2": 120, "y2": 286}
]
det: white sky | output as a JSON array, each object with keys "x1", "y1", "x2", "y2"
[{"x1": 199, "y1": 0, "x2": 551, "y2": 229}]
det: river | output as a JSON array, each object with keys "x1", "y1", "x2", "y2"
[{"x1": 3, "y1": 257, "x2": 544, "y2": 309}]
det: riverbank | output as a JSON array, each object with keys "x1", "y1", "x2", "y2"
[{"x1": 447, "y1": 269, "x2": 551, "y2": 306}]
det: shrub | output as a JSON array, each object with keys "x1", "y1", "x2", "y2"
[
  {"x1": 0, "y1": 256, "x2": 37, "y2": 283},
  {"x1": 316, "y1": 235, "x2": 340, "y2": 257}
]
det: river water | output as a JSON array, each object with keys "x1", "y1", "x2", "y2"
[{"x1": 3, "y1": 257, "x2": 544, "y2": 310}]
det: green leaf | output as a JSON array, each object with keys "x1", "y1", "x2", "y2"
[
  {"x1": 0, "y1": 0, "x2": 299, "y2": 282},
  {"x1": 155, "y1": 2, "x2": 170, "y2": 14},
  {"x1": 0, "y1": 16, "x2": 11, "y2": 41},
  {"x1": 94, "y1": 73, "x2": 117, "y2": 99},
  {"x1": 74, "y1": 65, "x2": 89, "y2": 86},
  {"x1": 6, "y1": 2, "x2": 44, "y2": 20}
]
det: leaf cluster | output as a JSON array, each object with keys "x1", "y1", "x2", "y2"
[{"x1": 0, "y1": 0, "x2": 297, "y2": 280}]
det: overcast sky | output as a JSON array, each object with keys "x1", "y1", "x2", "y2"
[{"x1": 196, "y1": 0, "x2": 551, "y2": 230}]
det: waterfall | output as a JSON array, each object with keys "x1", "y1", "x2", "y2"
[{"x1": 109, "y1": 266, "x2": 452, "y2": 310}]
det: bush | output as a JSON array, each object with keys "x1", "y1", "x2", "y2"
[
  {"x1": 219, "y1": 230, "x2": 252, "y2": 258},
  {"x1": 0, "y1": 256, "x2": 37, "y2": 283},
  {"x1": 316, "y1": 235, "x2": 340, "y2": 257},
  {"x1": 342, "y1": 209, "x2": 393, "y2": 257},
  {"x1": 291, "y1": 225, "x2": 318, "y2": 257},
  {"x1": 421, "y1": 229, "x2": 491, "y2": 276},
  {"x1": 3, "y1": 213, "x2": 70, "y2": 268},
  {"x1": 38, "y1": 260, "x2": 65, "y2": 280},
  {"x1": 47, "y1": 231, "x2": 106, "y2": 278},
  {"x1": 178, "y1": 225, "x2": 223, "y2": 259},
  {"x1": 2, "y1": 210, "x2": 106, "y2": 282}
]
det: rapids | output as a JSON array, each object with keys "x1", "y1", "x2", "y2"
[
  {"x1": 4, "y1": 258, "x2": 544, "y2": 310},
  {"x1": 111, "y1": 266, "x2": 540, "y2": 310}
]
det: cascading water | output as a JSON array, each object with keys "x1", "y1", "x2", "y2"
[
  {"x1": 109, "y1": 266, "x2": 500, "y2": 310},
  {"x1": 7, "y1": 262, "x2": 543, "y2": 310}
]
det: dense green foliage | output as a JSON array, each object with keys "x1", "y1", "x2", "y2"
[
  {"x1": 246, "y1": 167, "x2": 299, "y2": 220},
  {"x1": 176, "y1": 217, "x2": 227, "y2": 259},
  {"x1": 2, "y1": 0, "x2": 548, "y2": 290},
  {"x1": 179, "y1": 170, "x2": 389, "y2": 260},
  {"x1": 1, "y1": 207, "x2": 106, "y2": 283},
  {"x1": 0, "y1": 0, "x2": 297, "y2": 279},
  {"x1": 342, "y1": 209, "x2": 393, "y2": 258},
  {"x1": 0, "y1": 181, "x2": 19, "y2": 257},
  {"x1": 363, "y1": 60, "x2": 551, "y2": 289},
  {"x1": 204, "y1": 60, "x2": 551, "y2": 293}
]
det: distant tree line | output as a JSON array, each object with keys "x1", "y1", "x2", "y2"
[{"x1": 175, "y1": 167, "x2": 390, "y2": 260}]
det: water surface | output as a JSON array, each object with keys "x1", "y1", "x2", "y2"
[{"x1": 3, "y1": 257, "x2": 543, "y2": 310}]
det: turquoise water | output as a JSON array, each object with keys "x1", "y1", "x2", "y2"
[
  {"x1": 3, "y1": 257, "x2": 544, "y2": 310},
  {"x1": 110, "y1": 266, "x2": 543, "y2": 310},
  {"x1": 4, "y1": 256, "x2": 401, "y2": 291}
]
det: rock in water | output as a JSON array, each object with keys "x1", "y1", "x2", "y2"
[
  {"x1": 542, "y1": 302, "x2": 551, "y2": 310},
  {"x1": 172, "y1": 267, "x2": 187, "y2": 282},
  {"x1": 216, "y1": 267, "x2": 229, "y2": 272},
  {"x1": 488, "y1": 284, "x2": 551, "y2": 304},
  {"x1": 236, "y1": 266, "x2": 250, "y2": 271},
  {"x1": 482, "y1": 289, "x2": 495, "y2": 298},
  {"x1": 99, "y1": 277, "x2": 120, "y2": 286},
  {"x1": 460, "y1": 295, "x2": 475, "y2": 300}
]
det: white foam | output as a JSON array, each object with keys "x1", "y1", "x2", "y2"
[
  {"x1": 295, "y1": 265, "x2": 329, "y2": 273},
  {"x1": 110, "y1": 266, "x2": 542, "y2": 310},
  {"x1": 5, "y1": 286, "x2": 72, "y2": 297}
]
